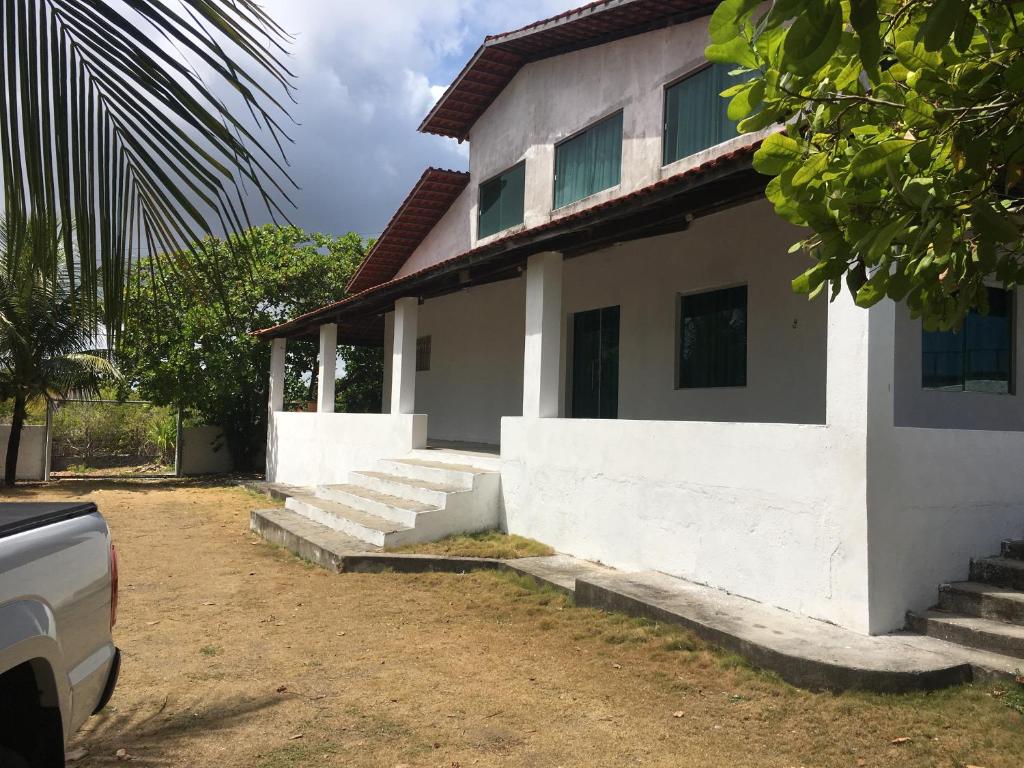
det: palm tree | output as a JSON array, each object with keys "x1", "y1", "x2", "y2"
[
  {"x1": 0, "y1": 233, "x2": 116, "y2": 485},
  {"x1": 1, "y1": 2, "x2": 294, "y2": 344}
]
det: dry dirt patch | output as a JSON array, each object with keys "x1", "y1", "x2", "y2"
[{"x1": 3, "y1": 480, "x2": 1022, "y2": 767}]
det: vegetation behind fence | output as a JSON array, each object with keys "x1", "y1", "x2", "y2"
[{"x1": 50, "y1": 401, "x2": 177, "y2": 469}]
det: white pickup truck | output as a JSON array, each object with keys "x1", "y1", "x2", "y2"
[{"x1": 0, "y1": 502, "x2": 120, "y2": 767}]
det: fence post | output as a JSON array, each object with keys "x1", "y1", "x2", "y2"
[
  {"x1": 174, "y1": 408, "x2": 184, "y2": 477},
  {"x1": 44, "y1": 401, "x2": 53, "y2": 481}
]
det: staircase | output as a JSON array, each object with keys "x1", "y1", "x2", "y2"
[
  {"x1": 908, "y1": 540, "x2": 1024, "y2": 661},
  {"x1": 256, "y1": 449, "x2": 502, "y2": 550}
]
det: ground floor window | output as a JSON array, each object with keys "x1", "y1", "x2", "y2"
[
  {"x1": 922, "y1": 287, "x2": 1013, "y2": 393},
  {"x1": 416, "y1": 335, "x2": 432, "y2": 372},
  {"x1": 678, "y1": 285, "x2": 747, "y2": 388}
]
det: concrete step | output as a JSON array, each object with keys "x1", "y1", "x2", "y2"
[
  {"x1": 938, "y1": 581, "x2": 1024, "y2": 625},
  {"x1": 250, "y1": 508, "x2": 375, "y2": 570},
  {"x1": 970, "y1": 556, "x2": 1024, "y2": 590},
  {"x1": 285, "y1": 494, "x2": 413, "y2": 548},
  {"x1": 408, "y1": 448, "x2": 502, "y2": 472},
  {"x1": 375, "y1": 458, "x2": 486, "y2": 490},
  {"x1": 349, "y1": 470, "x2": 465, "y2": 508},
  {"x1": 907, "y1": 610, "x2": 1024, "y2": 658},
  {"x1": 1001, "y1": 539, "x2": 1024, "y2": 560},
  {"x1": 317, "y1": 483, "x2": 435, "y2": 527}
]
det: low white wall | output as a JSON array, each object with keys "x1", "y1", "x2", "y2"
[
  {"x1": 0, "y1": 425, "x2": 47, "y2": 481},
  {"x1": 867, "y1": 425, "x2": 1024, "y2": 633},
  {"x1": 267, "y1": 412, "x2": 427, "y2": 487},
  {"x1": 179, "y1": 426, "x2": 233, "y2": 476},
  {"x1": 501, "y1": 416, "x2": 872, "y2": 632}
]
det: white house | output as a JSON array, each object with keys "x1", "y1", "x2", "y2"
[{"x1": 256, "y1": 0, "x2": 1024, "y2": 638}]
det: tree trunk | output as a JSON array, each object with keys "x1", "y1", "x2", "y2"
[{"x1": 4, "y1": 393, "x2": 27, "y2": 486}]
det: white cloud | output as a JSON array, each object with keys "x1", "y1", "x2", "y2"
[{"x1": 246, "y1": 0, "x2": 581, "y2": 238}]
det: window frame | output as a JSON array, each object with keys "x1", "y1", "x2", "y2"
[
  {"x1": 415, "y1": 335, "x2": 432, "y2": 373},
  {"x1": 477, "y1": 160, "x2": 526, "y2": 240},
  {"x1": 921, "y1": 287, "x2": 1016, "y2": 395},
  {"x1": 552, "y1": 109, "x2": 624, "y2": 210},
  {"x1": 662, "y1": 61, "x2": 742, "y2": 167},
  {"x1": 675, "y1": 282, "x2": 749, "y2": 390}
]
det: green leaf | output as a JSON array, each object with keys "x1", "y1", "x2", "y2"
[
  {"x1": 781, "y1": 0, "x2": 843, "y2": 76},
  {"x1": 895, "y1": 41, "x2": 942, "y2": 71},
  {"x1": 727, "y1": 80, "x2": 765, "y2": 121},
  {"x1": 792, "y1": 261, "x2": 829, "y2": 294},
  {"x1": 791, "y1": 151, "x2": 829, "y2": 188},
  {"x1": 1006, "y1": 59, "x2": 1024, "y2": 92},
  {"x1": 953, "y1": 10, "x2": 977, "y2": 52},
  {"x1": 904, "y1": 93, "x2": 937, "y2": 129},
  {"x1": 706, "y1": 36, "x2": 758, "y2": 68},
  {"x1": 753, "y1": 133, "x2": 803, "y2": 176},
  {"x1": 708, "y1": 0, "x2": 762, "y2": 43},
  {"x1": 851, "y1": 140, "x2": 916, "y2": 178},
  {"x1": 855, "y1": 275, "x2": 887, "y2": 307},
  {"x1": 921, "y1": 0, "x2": 969, "y2": 52},
  {"x1": 849, "y1": 0, "x2": 883, "y2": 75},
  {"x1": 972, "y1": 203, "x2": 1021, "y2": 244}
]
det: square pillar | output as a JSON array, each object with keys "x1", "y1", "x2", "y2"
[
  {"x1": 522, "y1": 251, "x2": 563, "y2": 418},
  {"x1": 317, "y1": 323, "x2": 337, "y2": 413},
  {"x1": 390, "y1": 297, "x2": 418, "y2": 415},
  {"x1": 268, "y1": 337, "x2": 286, "y2": 416}
]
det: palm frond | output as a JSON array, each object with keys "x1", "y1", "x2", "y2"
[{"x1": 0, "y1": 1, "x2": 295, "y2": 345}]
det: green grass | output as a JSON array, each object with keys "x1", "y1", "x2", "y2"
[
  {"x1": 199, "y1": 644, "x2": 223, "y2": 657},
  {"x1": 388, "y1": 529, "x2": 554, "y2": 559}
]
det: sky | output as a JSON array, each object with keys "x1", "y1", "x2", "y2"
[{"x1": 249, "y1": 0, "x2": 582, "y2": 241}]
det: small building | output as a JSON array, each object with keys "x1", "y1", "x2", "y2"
[{"x1": 256, "y1": 0, "x2": 1024, "y2": 637}]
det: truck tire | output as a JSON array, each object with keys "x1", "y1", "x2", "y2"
[{"x1": 0, "y1": 745, "x2": 31, "y2": 768}]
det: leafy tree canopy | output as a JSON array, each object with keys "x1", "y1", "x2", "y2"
[
  {"x1": 708, "y1": 0, "x2": 1024, "y2": 329},
  {"x1": 118, "y1": 225, "x2": 382, "y2": 469}
]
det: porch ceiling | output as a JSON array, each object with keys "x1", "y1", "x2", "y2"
[
  {"x1": 254, "y1": 143, "x2": 766, "y2": 341},
  {"x1": 420, "y1": 0, "x2": 719, "y2": 141}
]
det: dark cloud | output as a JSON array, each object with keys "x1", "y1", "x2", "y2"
[{"x1": 254, "y1": 0, "x2": 580, "y2": 238}]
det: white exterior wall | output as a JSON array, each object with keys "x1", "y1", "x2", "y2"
[
  {"x1": 561, "y1": 201, "x2": 826, "y2": 424},
  {"x1": 395, "y1": 185, "x2": 474, "y2": 279},
  {"x1": 267, "y1": 412, "x2": 426, "y2": 487},
  {"x1": 0, "y1": 425, "x2": 47, "y2": 481},
  {"x1": 414, "y1": 279, "x2": 525, "y2": 445},
  {"x1": 179, "y1": 426, "x2": 233, "y2": 476}
]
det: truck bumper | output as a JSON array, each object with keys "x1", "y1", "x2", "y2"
[{"x1": 91, "y1": 648, "x2": 120, "y2": 715}]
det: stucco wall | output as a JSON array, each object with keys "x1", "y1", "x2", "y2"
[
  {"x1": 561, "y1": 200, "x2": 826, "y2": 424},
  {"x1": 179, "y1": 426, "x2": 233, "y2": 476},
  {"x1": 414, "y1": 279, "x2": 526, "y2": 445},
  {"x1": 0, "y1": 425, "x2": 47, "y2": 481},
  {"x1": 267, "y1": 412, "x2": 426, "y2": 487},
  {"x1": 893, "y1": 294, "x2": 1024, "y2": 430},
  {"x1": 396, "y1": 15, "x2": 768, "y2": 278}
]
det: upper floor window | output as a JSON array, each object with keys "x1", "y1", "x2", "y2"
[
  {"x1": 678, "y1": 285, "x2": 748, "y2": 389},
  {"x1": 478, "y1": 162, "x2": 525, "y2": 239},
  {"x1": 922, "y1": 287, "x2": 1014, "y2": 394},
  {"x1": 554, "y1": 111, "x2": 623, "y2": 209},
  {"x1": 664, "y1": 63, "x2": 748, "y2": 166}
]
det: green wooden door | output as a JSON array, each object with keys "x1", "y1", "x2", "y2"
[{"x1": 571, "y1": 305, "x2": 619, "y2": 419}]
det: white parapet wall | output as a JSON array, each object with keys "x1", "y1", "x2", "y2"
[
  {"x1": 267, "y1": 412, "x2": 428, "y2": 487},
  {"x1": 0, "y1": 425, "x2": 48, "y2": 481},
  {"x1": 500, "y1": 416, "x2": 873, "y2": 633},
  {"x1": 179, "y1": 426, "x2": 233, "y2": 476}
]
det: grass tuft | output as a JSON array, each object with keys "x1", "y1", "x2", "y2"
[{"x1": 389, "y1": 529, "x2": 554, "y2": 559}]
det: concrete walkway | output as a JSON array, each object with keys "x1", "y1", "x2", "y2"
[{"x1": 250, "y1": 504, "x2": 1022, "y2": 693}]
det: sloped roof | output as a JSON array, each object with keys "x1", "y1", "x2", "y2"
[
  {"x1": 346, "y1": 168, "x2": 470, "y2": 294},
  {"x1": 255, "y1": 141, "x2": 761, "y2": 341},
  {"x1": 420, "y1": 0, "x2": 719, "y2": 140}
]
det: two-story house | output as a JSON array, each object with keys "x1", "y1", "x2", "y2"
[{"x1": 255, "y1": 0, "x2": 1024, "y2": 639}]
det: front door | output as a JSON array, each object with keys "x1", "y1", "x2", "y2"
[{"x1": 571, "y1": 305, "x2": 619, "y2": 419}]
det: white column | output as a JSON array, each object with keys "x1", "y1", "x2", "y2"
[
  {"x1": 268, "y1": 337, "x2": 286, "y2": 416},
  {"x1": 522, "y1": 251, "x2": 563, "y2": 418},
  {"x1": 390, "y1": 297, "x2": 418, "y2": 415},
  {"x1": 317, "y1": 323, "x2": 337, "y2": 413}
]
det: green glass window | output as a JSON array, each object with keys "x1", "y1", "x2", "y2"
[
  {"x1": 664, "y1": 63, "x2": 748, "y2": 165},
  {"x1": 922, "y1": 288, "x2": 1014, "y2": 393},
  {"x1": 678, "y1": 285, "x2": 747, "y2": 388},
  {"x1": 554, "y1": 111, "x2": 623, "y2": 209},
  {"x1": 478, "y1": 162, "x2": 525, "y2": 239}
]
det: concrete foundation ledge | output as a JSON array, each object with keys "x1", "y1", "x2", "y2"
[
  {"x1": 341, "y1": 553, "x2": 504, "y2": 574},
  {"x1": 574, "y1": 572, "x2": 974, "y2": 693}
]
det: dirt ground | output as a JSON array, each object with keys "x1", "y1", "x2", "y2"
[{"x1": 4, "y1": 480, "x2": 1023, "y2": 768}]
